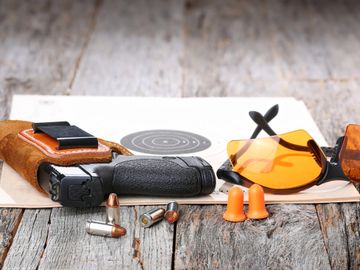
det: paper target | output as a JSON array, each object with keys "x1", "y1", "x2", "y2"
[{"x1": 120, "y1": 130, "x2": 211, "y2": 155}]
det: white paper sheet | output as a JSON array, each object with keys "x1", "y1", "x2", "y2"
[{"x1": 0, "y1": 95, "x2": 359, "y2": 208}]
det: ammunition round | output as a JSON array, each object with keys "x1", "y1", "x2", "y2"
[
  {"x1": 140, "y1": 208, "x2": 165, "y2": 228},
  {"x1": 106, "y1": 193, "x2": 120, "y2": 225},
  {"x1": 164, "y1": 201, "x2": 180, "y2": 224},
  {"x1": 86, "y1": 220, "x2": 126, "y2": 238}
]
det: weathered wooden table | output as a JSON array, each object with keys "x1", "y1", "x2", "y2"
[{"x1": 0, "y1": 1, "x2": 359, "y2": 269}]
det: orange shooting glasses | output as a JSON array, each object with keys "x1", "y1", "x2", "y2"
[{"x1": 217, "y1": 105, "x2": 360, "y2": 192}]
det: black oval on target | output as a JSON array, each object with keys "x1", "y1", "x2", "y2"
[{"x1": 120, "y1": 130, "x2": 211, "y2": 155}]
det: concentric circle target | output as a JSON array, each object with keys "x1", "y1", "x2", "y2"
[{"x1": 120, "y1": 130, "x2": 211, "y2": 155}]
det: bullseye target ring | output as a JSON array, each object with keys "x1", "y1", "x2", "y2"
[{"x1": 120, "y1": 130, "x2": 211, "y2": 155}]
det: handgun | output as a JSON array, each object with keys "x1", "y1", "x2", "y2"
[{"x1": 38, "y1": 153, "x2": 216, "y2": 207}]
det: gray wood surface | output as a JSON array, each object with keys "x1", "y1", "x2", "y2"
[
  {"x1": 316, "y1": 203, "x2": 360, "y2": 270},
  {"x1": 0, "y1": 0, "x2": 359, "y2": 269},
  {"x1": 175, "y1": 205, "x2": 330, "y2": 270},
  {"x1": 0, "y1": 0, "x2": 98, "y2": 119},
  {"x1": 37, "y1": 207, "x2": 173, "y2": 270},
  {"x1": 2, "y1": 210, "x2": 51, "y2": 270},
  {"x1": 0, "y1": 208, "x2": 23, "y2": 269},
  {"x1": 71, "y1": 0, "x2": 184, "y2": 97}
]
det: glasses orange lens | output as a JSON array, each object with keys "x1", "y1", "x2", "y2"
[
  {"x1": 227, "y1": 130, "x2": 324, "y2": 189},
  {"x1": 340, "y1": 124, "x2": 360, "y2": 184}
]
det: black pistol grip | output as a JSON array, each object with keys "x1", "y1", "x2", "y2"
[{"x1": 111, "y1": 156, "x2": 216, "y2": 197}]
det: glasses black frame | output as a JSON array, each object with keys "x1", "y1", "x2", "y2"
[{"x1": 217, "y1": 104, "x2": 351, "y2": 193}]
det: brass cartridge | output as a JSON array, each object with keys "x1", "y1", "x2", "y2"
[
  {"x1": 106, "y1": 193, "x2": 120, "y2": 225},
  {"x1": 140, "y1": 208, "x2": 165, "y2": 228},
  {"x1": 86, "y1": 220, "x2": 126, "y2": 238},
  {"x1": 164, "y1": 201, "x2": 179, "y2": 224}
]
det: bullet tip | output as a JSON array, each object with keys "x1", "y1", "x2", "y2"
[
  {"x1": 112, "y1": 224, "x2": 127, "y2": 237},
  {"x1": 164, "y1": 211, "x2": 179, "y2": 224},
  {"x1": 106, "y1": 193, "x2": 119, "y2": 208}
]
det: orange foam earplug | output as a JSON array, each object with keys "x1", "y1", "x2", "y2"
[
  {"x1": 246, "y1": 184, "x2": 269, "y2": 219},
  {"x1": 223, "y1": 186, "x2": 246, "y2": 222}
]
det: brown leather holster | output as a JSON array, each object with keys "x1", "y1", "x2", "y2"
[{"x1": 0, "y1": 120, "x2": 132, "y2": 193}]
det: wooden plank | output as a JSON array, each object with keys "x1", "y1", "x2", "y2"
[
  {"x1": 175, "y1": 205, "x2": 331, "y2": 269},
  {"x1": 0, "y1": 135, "x2": 18, "y2": 269},
  {"x1": 311, "y1": 0, "x2": 360, "y2": 79},
  {"x1": 316, "y1": 203, "x2": 360, "y2": 270},
  {"x1": 71, "y1": 0, "x2": 184, "y2": 96},
  {"x1": 267, "y1": 0, "x2": 360, "y2": 80},
  {"x1": 0, "y1": 208, "x2": 23, "y2": 268},
  {"x1": 0, "y1": 0, "x2": 98, "y2": 119},
  {"x1": 34, "y1": 206, "x2": 173, "y2": 270},
  {"x1": 266, "y1": 0, "x2": 332, "y2": 80},
  {"x1": 1, "y1": 206, "x2": 174, "y2": 270},
  {"x1": 2, "y1": 209, "x2": 51, "y2": 270},
  {"x1": 182, "y1": 0, "x2": 360, "y2": 96},
  {"x1": 341, "y1": 203, "x2": 360, "y2": 270},
  {"x1": 182, "y1": 0, "x2": 280, "y2": 96}
]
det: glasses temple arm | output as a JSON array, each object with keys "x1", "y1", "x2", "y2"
[
  {"x1": 229, "y1": 105, "x2": 279, "y2": 165},
  {"x1": 249, "y1": 104, "x2": 279, "y2": 139},
  {"x1": 248, "y1": 111, "x2": 310, "y2": 152},
  {"x1": 249, "y1": 111, "x2": 277, "y2": 136}
]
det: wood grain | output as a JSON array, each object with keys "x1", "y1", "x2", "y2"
[
  {"x1": 2, "y1": 210, "x2": 51, "y2": 270},
  {"x1": 0, "y1": 0, "x2": 98, "y2": 119},
  {"x1": 71, "y1": 0, "x2": 184, "y2": 97},
  {"x1": 182, "y1": 0, "x2": 279, "y2": 96},
  {"x1": 2, "y1": 206, "x2": 174, "y2": 270},
  {"x1": 268, "y1": 0, "x2": 360, "y2": 80},
  {"x1": 0, "y1": 208, "x2": 23, "y2": 268},
  {"x1": 316, "y1": 203, "x2": 360, "y2": 270},
  {"x1": 341, "y1": 203, "x2": 360, "y2": 270},
  {"x1": 42, "y1": 206, "x2": 172, "y2": 270},
  {"x1": 182, "y1": 0, "x2": 360, "y2": 96},
  {"x1": 175, "y1": 205, "x2": 330, "y2": 269}
]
